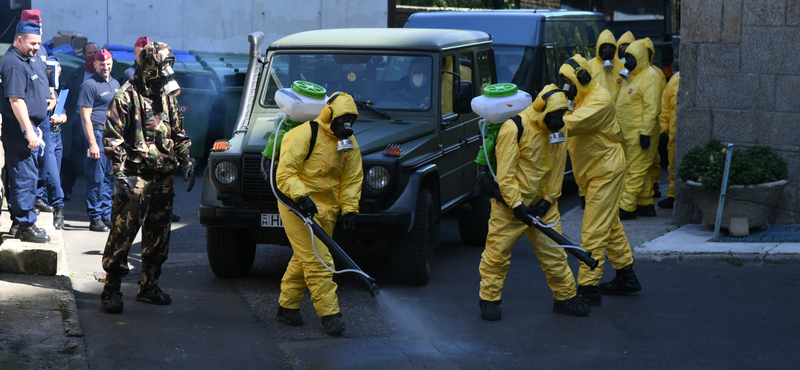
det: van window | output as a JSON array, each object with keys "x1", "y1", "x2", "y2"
[
  {"x1": 476, "y1": 49, "x2": 493, "y2": 92},
  {"x1": 494, "y1": 45, "x2": 538, "y2": 94},
  {"x1": 441, "y1": 54, "x2": 472, "y2": 115}
]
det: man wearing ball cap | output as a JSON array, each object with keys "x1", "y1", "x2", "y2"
[
  {"x1": 0, "y1": 10, "x2": 52, "y2": 243},
  {"x1": 477, "y1": 84, "x2": 589, "y2": 321}
]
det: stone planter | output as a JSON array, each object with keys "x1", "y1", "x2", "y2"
[{"x1": 686, "y1": 179, "x2": 788, "y2": 234}]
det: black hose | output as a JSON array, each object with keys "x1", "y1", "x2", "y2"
[{"x1": 529, "y1": 217, "x2": 598, "y2": 270}]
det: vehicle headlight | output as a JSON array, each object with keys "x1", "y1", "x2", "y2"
[
  {"x1": 366, "y1": 166, "x2": 389, "y2": 190},
  {"x1": 215, "y1": 161, "x2": 238, "y2": 185}
]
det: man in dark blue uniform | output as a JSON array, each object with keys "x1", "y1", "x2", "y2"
[
  {"x1": 60, "y1": 42, "x2": 98, "y2": 201},
  {"x1": 0, "y1": 15, "x2": 51, "y2": 243},
  {"x1": 78, "y1": 49, "x2": 119, "y2": 232}
]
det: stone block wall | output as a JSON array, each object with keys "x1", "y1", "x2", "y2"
[{"x1": 675, "y1": 0, "x2": 800, "y2": 225}]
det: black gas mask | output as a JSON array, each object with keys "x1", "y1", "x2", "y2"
[
  {"x1": 620, "y1": 54, "x2": 637, "y2": 80},
  {"x1": 158, "y1": 60, "x2": 180, "y2": 96},
  {"x1": 600, "y1": 44, "x2": 615, "y2": 70},
  {"x1": 618, "y1": 44, "x2": 629, "y2": 63},
  {"x1": 560, "y1": 75, "x2": 578, "y2": 101},
  {"x1": 544, "y1": 108, "x2": 566, "y2": 133},
  {"x1": 331, "y1": 114, "x2": 356, "y2": 152}
]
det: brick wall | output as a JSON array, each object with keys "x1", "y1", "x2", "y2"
[{"x1": 674, "y1": 0, "x2": 800, "y2": 224}]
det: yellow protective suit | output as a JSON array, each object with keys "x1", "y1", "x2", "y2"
[
  {"x1": 276, "y1": 92, "x2": 363, "y2": 317},
  {"x1": 643, "y1": 38, "x2": 666, "y2": 191},
  {"x1": 560, "y1": 55, "x2": 635, "y2": 286},
  {"x1": 660, "y1": 72, "x2": 680, "y2": 198},
  {"x1": 616, "y1": 31, "x2": 635, "y2": 63},
  {"x1": 616, "y1": 40, "x2": 663, "y2": 212},
  {"x1": 479, "y1": 84, "x2": 577, "y2": 302},
  {"x1": 587, "y1": 29, "x2": 624, "y2": 102}
]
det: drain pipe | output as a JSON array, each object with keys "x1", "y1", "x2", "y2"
[{"x1": 713, "y1": 143, "x2": 735, "y2": 241}]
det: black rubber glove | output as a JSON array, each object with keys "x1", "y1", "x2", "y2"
[
  {"x1": 182, "y1": 161, "x2": 195, "y2": 191},
  {"x1": 298, "y1": 196, "x2": 318, "y2": 217},
  {"x1": 529, "y1": 199, "x2": 552, "y2": 219},
  {"x1": 640, "y1": 135, "x2": 650, "y2": 149},
  {"x1": 477, "y1": 166, "x2": 506, "y2": 206},
  {"x1": 341, "y1": 213, "x2": 357, "y2": 238},
  {"x1": 114, "y1": 174, "x2": 134, "y2": 203},
  {"x1": 512, "y1": 204, "x2": 534, "y2": 227}
]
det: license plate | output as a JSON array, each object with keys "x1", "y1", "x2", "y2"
[{"x1": 260, "y1": 213, "x2": 283, "y2": 227}]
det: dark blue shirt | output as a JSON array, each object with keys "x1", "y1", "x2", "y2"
[
  {"x1": 0, "y1": 46, "x2": 50, "y2": 125},
  {"x1": 77, "y1": 72, "x2": 120, "y2": 129}
]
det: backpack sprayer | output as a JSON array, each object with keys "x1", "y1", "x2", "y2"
[
  {"x1": 260, "y1": 81, "x2": 379, "y2": 296},
  {"x1": 471, "y1": 83, "x2": 598, "y2": 269}
]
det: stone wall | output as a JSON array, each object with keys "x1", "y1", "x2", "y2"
[{"x1": 675, "y1": 0, "x2": 800, "y2": 224}]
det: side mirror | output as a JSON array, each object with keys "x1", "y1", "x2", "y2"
[{"x1": 453, "y1": 80, "x2": 474, "y2": 114}]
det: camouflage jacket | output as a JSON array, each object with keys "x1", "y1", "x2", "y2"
[{"x1": 103, "y1": 80, "x2": 191, "y2": 176}]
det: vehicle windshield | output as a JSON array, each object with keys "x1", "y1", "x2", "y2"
[
  {"x1": 262, "y1": 52, "x2": 433, "y2": 111},
  {"x1": 494, "y1": 45, "x2": 537, "y2": 94}
]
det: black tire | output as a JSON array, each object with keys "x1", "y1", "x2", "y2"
[
  {"x1": 206, "y1": 227, "x2": 257, "y2": 278},
  {"x1": 391, "y1": 189, "x2": 436, "y2": 285},
  {"x1": 457, "y1": 193, "x2": 491, "y2": 246}
]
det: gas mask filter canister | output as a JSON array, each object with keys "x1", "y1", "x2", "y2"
[
  {"x1": 603, "y1": 59, "x2": 614, "y2": 70},
  {"x1": 161, "y1": 64, "x2": 181, "y2": 96}
]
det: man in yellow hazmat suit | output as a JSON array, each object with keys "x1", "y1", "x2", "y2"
[
  {"x1": 588, "y1": 29, "x2": 624, "y2": 102},
  {"x1": 560, "y1": 55, "x2": 642, "y2": 305},
  {"x1": 658, "y1": 72, "x2": 680, "y2": 209},
  {"x1": 478, "y1": 84, "x2": 590, "y2": 320},
  {"x1": 275, "y1": 92, "x2": 363, "y2": 336},
  {"x1": 616, "y1": 31, "x2": 635, "y2": 64},
  {"x1": 643, "y1": 38, "x2": 667, "y2": 210},
  {"x1": 617, "y1": 40, "x2": 663, "y2": 220}
]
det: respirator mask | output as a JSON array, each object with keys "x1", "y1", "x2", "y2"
[
  {"x1": 561, "y1": 80, "x2": 577, "y2": 111},
  {"x1": 600, "y1": 47, "x2": 615, "y2": 70},
  {"x1": 620, "y1": 55, "x2": 636, "y2": 80},
  {"x1": 159, "y1": 62, "x2": 181, "y2": 96},
  {"x1": 411, "y1": 73, "x2": 427, "y2": 88},
  {"x1": 544, "y1": 108, "x2": 567, "y2": 144},
  {"x1": 618, "y1": 44, "x2": 629, "y2": 64},
  {"x1": 332, "y1": 114, "x2": 356, "y2": 152}
]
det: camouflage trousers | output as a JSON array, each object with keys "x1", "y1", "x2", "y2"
[{"x1": 102, "y1": 172, "x2": 174, "y2": 287}]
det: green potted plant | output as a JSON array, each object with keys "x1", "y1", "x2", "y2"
[{"x1": 677, "y1": 139, "x2": 789, "y2": 232}]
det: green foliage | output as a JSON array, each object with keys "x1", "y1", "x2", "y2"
[{"x1": 677, "y1": 139, "x2": 788, "y2": 190}]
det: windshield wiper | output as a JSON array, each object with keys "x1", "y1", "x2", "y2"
[{"x1": 354, "y1": 100, "x2": 391, "y2": 120}]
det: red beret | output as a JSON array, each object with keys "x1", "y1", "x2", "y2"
[
  {"x1": 21, "y1": 10, "x2": 41, "y2": 24},
  {"x1": 135, "y1": 36, "x2": 150, "y2": 48},
  {"x1": 95, "y1": 49, "x2": 113, "y2": 62}
]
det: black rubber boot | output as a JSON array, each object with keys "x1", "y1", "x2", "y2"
[
  {"x1": 101, "y1": 284, "x2": 124, "y2": 313},
  {"x1": 53, "y1": 206, "x2": 64, "y2": 230},
  {"x1": 599, "y1": 265, "x2": 642, "y2": 295},
  {"x1": 658, "y1": 197, "x2": 675, "y2": 209},
  {"x1": 553, "y1": 296, "x2": 590, "y2": 316},
  {"x1": 479, "y1": 299, "x2": 502, "y2": 321},
  {"x1": 16, "y1": 225, "x2": 50, "y2": 243},
  {"x1": 577, "y1": 285, "x2": 602, "y2": 306},
  {"x1": 636, "y1": 205, "x2": 657, "y2": 217},
  {"x1": 580, "y1": 196, "x2": 585, "y2": 209},
  {"x1": 277, "y1": 306, "x2": 303, "y2": 326},
  {"x1": 619, "y1": 208, "x2": 637, "y2": 220},
  {"x1": 321, "y1": 313, "x2": 345, "y2": 336},
  {"x1": 653, "y1": 184, "x2": 661, "y2": 199},
  {"x1": 136, "y1": 281, "x2": 172, "y2": 305}
]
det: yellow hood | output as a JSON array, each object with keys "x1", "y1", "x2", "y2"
[
  {"x1": 558, "y1": 54, "x2": 593, "y2": 100},
  {"x1": 313, "y1": 91, "x2": 359, "y2": 133}
]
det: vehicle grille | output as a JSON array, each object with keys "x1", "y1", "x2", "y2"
[{"x1": 241, "y1": 153, "x2": 273, "y2": 199}]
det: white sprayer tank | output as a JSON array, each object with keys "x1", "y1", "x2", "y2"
[
  {"x1": 274, "y1": 81, "x2": 328, "y2": 122},
  {"x1": 470, "y1": 83, "x2": 532, "y2": 124}
]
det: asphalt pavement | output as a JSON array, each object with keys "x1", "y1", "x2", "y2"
[{"x1": 2, "y1": 172, "x2": 799, "y2": 369}]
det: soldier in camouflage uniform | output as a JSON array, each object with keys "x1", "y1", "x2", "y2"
[{"x1": 99, "y1": 42, "x2": 193, "y2": 313}]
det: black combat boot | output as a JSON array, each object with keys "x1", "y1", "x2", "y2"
[
  {"x1": 636, "y1": 205, "x2": 657, "y2": 217},
  {"x1": 479, "y1": 299, "x2": 502, "y2": 321},
  {"x1": 553, "y1": 296, "x2": 590, "y2": 316},
  {"x1": 321, "y1": 313, "x2": 345, "y2": 336},
  {"x1": 101, "y1": 284, "x2": 124, "y2": 313},
  {"x1": 577, "y1": 285, "x2": 602, "y2": 306},
  {"x1": 53, "y1": 206, "x2": 64, "y2": 230},
  {"x1": 619, "y1": 208, "x2": 637, "y2": 220},
  {"x1": 277, "y1": 306, "x2": 303, "y2": 326},
  {"x1": 653, "y1": 183, "x2": 661, "y2": 199},
  {"x1": 136, "y1": 281, "x2": 172, "y2": 305},
  {"x1": 599, "y1": 265, "x2": 642, "y2": 295},
  {"x1": 35, "y1": 197, "x2": 54, "y2": 212},
  {"x1": 16, "y1": 225, "x2": 50, "y2": 243},
  {"x1": 658, "y1": 197, "x2": 675, "y2": 209}
]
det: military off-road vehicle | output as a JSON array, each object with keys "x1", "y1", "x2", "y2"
[{"x1": 199, "y1": 28, "x2": 496, "y2": 285}]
